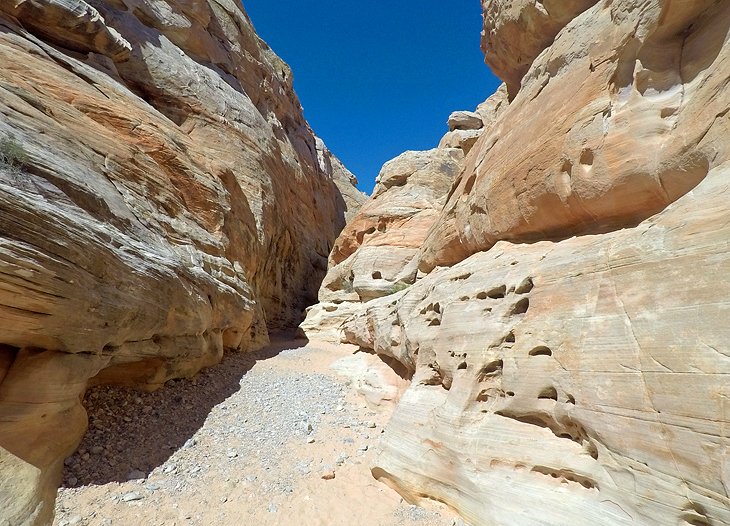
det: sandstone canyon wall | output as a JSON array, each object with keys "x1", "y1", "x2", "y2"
[
  {"x1": 300, "y1": 86, "x2": 509, "y2": 343},
  {"x1": 304, "y1": 0, "x2": 730, "y2": 525},
  {"x1": 0, "y1": 1, "x2": 364, "y2": 524}
]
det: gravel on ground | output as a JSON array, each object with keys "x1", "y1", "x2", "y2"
[{"x1": 53, "y1": 336, "x2": 460, "y2": 526}]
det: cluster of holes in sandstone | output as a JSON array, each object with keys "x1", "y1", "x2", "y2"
[
  {"x1": 420, "y1": 276, "x2": 537, "y2": 395},
  {"x1": 419, "y1": 301, "x2": 442, "y2": 327},
  {"x1": 472, "y1": 277, "x2": 536, "y2": 404},
  {"x1": 420, "y1": 302, "x2": 441, "y2": 315},
  {"x1": 531, "y1": 466, "x2": 598, "y2": 491},
  {"x1": 449, "y1": 350, "x2": 469, "y2": 371},
  {"x1": 476, "y1": 285, "x2": 506, "y2": 300}
]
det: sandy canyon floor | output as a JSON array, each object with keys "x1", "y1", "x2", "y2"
[{"x1": 53, "y1": 336, "x2": 459, "y2": 526}]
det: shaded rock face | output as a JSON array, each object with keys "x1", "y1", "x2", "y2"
[
  {"x1": 0, "y1": 1, "x2": 360, "y2": 523},
  {"x1": 304, "y1": 1, "x2": 730, "y2": 525}
]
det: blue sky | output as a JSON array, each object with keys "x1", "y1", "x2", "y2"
[{"x1": 243, "y1": 2, "x2": 503, "y2": 194}]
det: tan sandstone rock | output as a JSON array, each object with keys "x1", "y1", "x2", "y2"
[
  {"x1": 301, "y1": 148, "x2": 464, "y2": 343},
  {"x1": 481, "y1": 0, "x2": 599, "y2": 97},
  {"x1": 421, "y1": 0, "x2": 728, "y2": 272},
  {"x1": 447, "y1": 111, "x2": 483, "y2": 131},
  {"x1": 0, "y1": 1, "x2": 359, "y2": 523},
  {"x1": 439, "y1": 87, "x2": 509, "y2": 155},
  {"x1": 352, "y1": 158, "x2": 730, "y2": 526},
  {"x1": 310, "y1": 0, "x2": 730, "y2": 525}
]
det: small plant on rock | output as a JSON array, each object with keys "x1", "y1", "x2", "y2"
[
  {"x1": 0, "y1": 133, "x2": 27, "y2": 173},
  {"x1": 389, "y1": 281, "x2": 410, "y2": 295}
]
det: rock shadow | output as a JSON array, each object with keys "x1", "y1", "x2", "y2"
[{"x1": 60, "y1": 333, "x2": 307, "y2": 488}]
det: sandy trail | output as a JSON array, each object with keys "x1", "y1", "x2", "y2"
[{"x1": 53, "y1": 336, "x2": 458, "y2": 526}]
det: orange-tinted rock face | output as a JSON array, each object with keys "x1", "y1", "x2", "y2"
[
  {"x1": 0, "y1": 1, "x2": 362, "y2": 523},
  {"x1": 300, "y1": 148, "x2": 464, "y2": 342},
  {"x1": 481, "y1": 0, "x2": 599, "y2": 97},
  {"x1": 300, "y1": 87, "x2": 510, "y2": 344},
  {"x1": 307, "y1": 1, "x2": 730, "y2": 525},
  {"x1": 422, "y1": 0, "x2": 728, "y2": 272}
]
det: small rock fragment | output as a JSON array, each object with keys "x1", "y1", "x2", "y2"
[
  {"x1": 121, "y1": 491, "x2": 144, "y2": 502},
  {"x1": 320, "y1": 470, "x2": 336, "y2": 480}
]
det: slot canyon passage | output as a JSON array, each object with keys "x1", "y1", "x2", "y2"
[{"x1": 1, "y1": 0, "x2": 729, "y2": 525}]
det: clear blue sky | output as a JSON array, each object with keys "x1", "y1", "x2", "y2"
[{"x1": 243, "y1": 1, "x2": 503, "y2": 194}]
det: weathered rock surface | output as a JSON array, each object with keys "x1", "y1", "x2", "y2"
[
  {"x1": 439, "y1": 87, "x2": 509, "y2": 155},
  {"x1": 481, "y1": 0, "x2": 599, "y2": 97},
  {"x1": 301, "y1": 148, "x2": 463, "y2": 342},
  {"x1": 446, "y1": 111, "x2": 483, "y2": 131},
  {"x1": 306, "y1": 0, "x2": 730, "y2": 525},
  {"x1": 423, "y1": 0, "x2": 728, "y2": 272},
  {"x1": 353, "y1": 158, "x2": 730, "y2": 525},
  {"x1": 0, "y1": 1, "x2": 359, "y2": 524}
]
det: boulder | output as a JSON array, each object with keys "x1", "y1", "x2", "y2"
[{"x1": 446, "y1": 110, "x2": 483, "y2": 131}]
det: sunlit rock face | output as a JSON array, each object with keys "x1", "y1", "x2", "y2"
[
  {"x1": 300, "y1": 87, "x2": 509, "y2": 344},
  {"x1": 0, "y1": 1, "x2": 362, "y2": 523},
  {"x1": 421, "y1": 0, "x2": 726, "y2": 272},
  {"x1": 300, "y1": 147, "x2": 464, "y2": 342},
  {"x1": 306, "y1": 0, "x2": 730, "y2": 524}
]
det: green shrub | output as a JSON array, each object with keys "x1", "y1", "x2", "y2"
[
  {"x1": 0, "y1": 134, "x2": 27, "y2": 172},
  {"x1": 389, "y1": 281, "x2": 410, "y2": 294}
]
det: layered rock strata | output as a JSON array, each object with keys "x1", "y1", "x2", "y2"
[
  {"x1": 0, "y1": 1, "x2": 363, "y2": 524},
  {"x1": 305, "y1": 0, "x2": 730, "y2": 524},
  {"x1": 301, "y1": 87, "x2": 509, "y2": 343}
]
